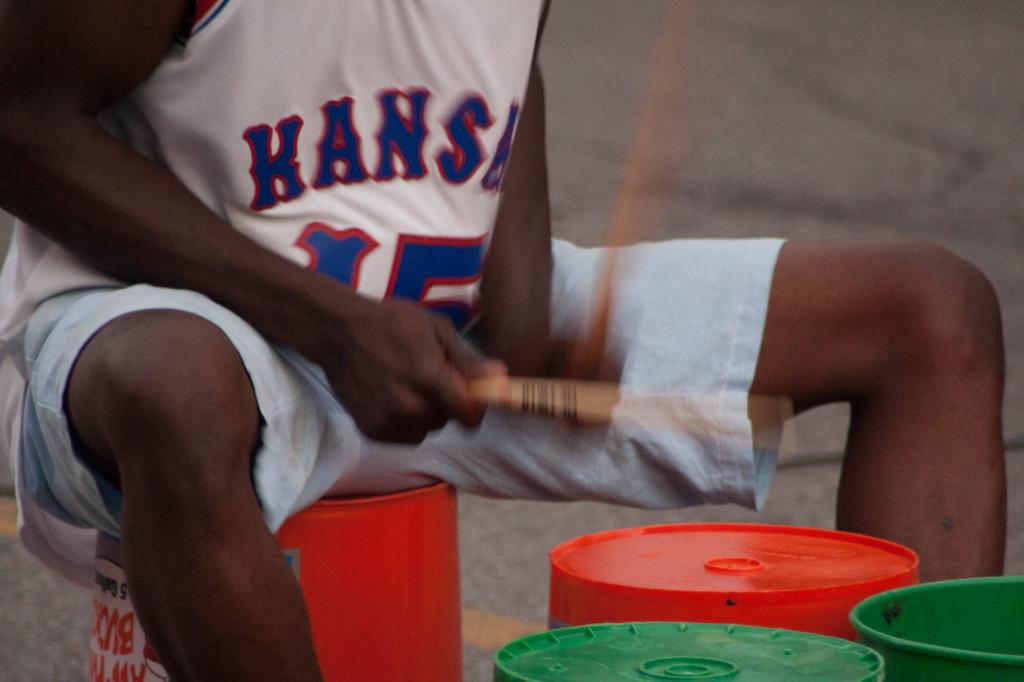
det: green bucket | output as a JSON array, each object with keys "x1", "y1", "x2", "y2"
[
  {"x1": 494, "y1": 622, "x2": 883, "y2": 681},
  {"x1": 851, "y1": 576, "x2": 1024, "y2": 681}
]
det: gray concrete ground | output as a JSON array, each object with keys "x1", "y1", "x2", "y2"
[{"x1": 1, "y1": 1, "x2": 1022, "y2": 680}]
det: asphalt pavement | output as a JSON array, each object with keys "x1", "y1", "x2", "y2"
[{"x1": 1, "y1": 1, "x2": 1022, "y2": 680}]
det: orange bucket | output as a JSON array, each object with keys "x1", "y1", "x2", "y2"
[
  {"x1": 549, "y1": 523, "x2": 918, "y2": 640},
  {"x1": 276, "y1": 482, "x2": 462, "y2": 681}
]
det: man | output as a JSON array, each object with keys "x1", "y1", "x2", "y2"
[{"x1": 0, "y1": 1, "x2": 1005, "y2": 679}]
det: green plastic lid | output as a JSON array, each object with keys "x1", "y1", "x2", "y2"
[{"x1": 494, "y1": 622, "x2": 883, "y2": 681}]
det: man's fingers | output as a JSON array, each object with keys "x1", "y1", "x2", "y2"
[
  {"x1": 434, "y1": 324, "x2": 506, "y2": 427},
  {"x1": 356, "y1": 385, "x2": 443, "y2": 444},
  {"x1": 439, "y1": 359, "x2": 501, "y2": 428},
  {"x1": 443, "y1": 327, "x2": 506, "y2": 376},
  {"x1": 327, "y1": 302, "x2": 510, "y2": 441}
]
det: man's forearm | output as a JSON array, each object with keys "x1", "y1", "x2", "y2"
[
  {"x1": 0, "y1": 106, "x2": 369, "y2": 360},
  {"x1": 477, "y1": 191, "x2": 553, "y2": 374},
  {"x1": 475, "y1": 60, "x2": 555, "y2": 376}
]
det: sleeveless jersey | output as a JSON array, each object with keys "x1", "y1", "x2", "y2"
[{"x1": 0, "y1": 0, "x2": 544, "y2": 584}]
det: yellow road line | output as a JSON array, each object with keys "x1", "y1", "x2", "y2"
[
  {"x1": 0, "y1": 497, "x2": 17, "y2": 537},
  {"x1": 461, "y1": 607, "x2": 546, "y2": 651}
]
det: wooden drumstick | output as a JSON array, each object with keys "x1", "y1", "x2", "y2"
[
  {"x1": 468, "y1": 376, "x2": 786, "y2": 444},
  {"x1": 567, "y1": 2, "x2": 722, "y2": 377},
  {"x1": 468, "y1": 375, "x2": 620, "y2": 425}
]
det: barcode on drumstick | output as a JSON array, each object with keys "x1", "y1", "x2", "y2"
[
  {"x1": 468, "y1": 376, "x2": 620, "y2": 425},
  {"x1": 519, "y1": 379, "x2": 579, "y2": 423}
]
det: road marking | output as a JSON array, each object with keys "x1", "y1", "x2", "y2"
[
  {"x1": 461, "y1": 607, "x2": 546, "y2": 651},
  {"x1": 0, "y1": 497, "x2": 17, "y2": 537}
]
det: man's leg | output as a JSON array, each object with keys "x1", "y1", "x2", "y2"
[
  {"x1": 66, "y1": 310, "x2": 322, "y2": 681},
  {"x1": 751, "y1": 241, "x2": 1006, "y2": 581}
]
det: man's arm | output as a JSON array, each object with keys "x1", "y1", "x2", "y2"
[
  {"x1": 476, "y1": 59, "x2": 555, "y2": 376},
  {"x1": 476, "y1": 1, "x2": 614, "y2": 380},
  {"x1": 479, "y1": 55, "x2": 610, "y2": 381},
  {"x1": 0, "y1": 0, "x2": 494, "y2": 442}
]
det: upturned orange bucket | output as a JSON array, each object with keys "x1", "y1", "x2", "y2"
[
  {"x1": 549, "y1": 523, "x2": 918, "y2": 640},
  {"x1": 275, "y1": 482, "x2": 462, "y2": 681}
]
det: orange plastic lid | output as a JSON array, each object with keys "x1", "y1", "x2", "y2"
[{"x1": 550, "y1": 523, "x2": 919, "y2": 601}]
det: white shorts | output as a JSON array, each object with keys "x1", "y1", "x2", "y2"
[{"x1": 19, "y1": 238, "x2": 789, "y2": 543}]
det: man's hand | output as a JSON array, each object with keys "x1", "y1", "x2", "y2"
[{"x1": 312, "y1": 296, "x2": 506, "y2": 443}]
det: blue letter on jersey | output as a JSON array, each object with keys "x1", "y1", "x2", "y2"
[
  {"x1": 481, "y1": 102, "x2": 519, "y2": 191},
  {"x1": 244, "y1": 116, "x2": 306, "y2": 210},
  {"x1": 314, "y1": 97, "x2": 368, "y2": 188},
  {"x1": 436, "y1": 95, "x2": 493, "y2": 184},
  {"x1": 374, "y1": 89, "x2": 430, "y2": 181}
]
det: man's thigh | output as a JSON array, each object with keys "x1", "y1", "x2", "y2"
[
  {"x1": 750, "y1": 239, "x2": 999, "y2": 407},
  {"x1": 20, "y1": 284, "x2": 329, "y2": 537}
]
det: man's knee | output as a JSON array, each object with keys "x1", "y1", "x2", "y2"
[
  {"x1": 755, "y1": 240, "x2": 1003, "y2": 402},
  {"x1": 67, "y1": 310, "x2": 260, "y2": 497},
  {"x1": 887, "y1": 242, "x2": 1004, "y2": 382}
]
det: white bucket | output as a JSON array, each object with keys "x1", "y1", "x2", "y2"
[{"x1": 89, "y1": 534, "x2": 168, "y2": 682}]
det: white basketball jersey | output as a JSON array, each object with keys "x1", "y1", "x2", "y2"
[{"x1": 0, "y1": 0, "x2": 544, "y2": 584}]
